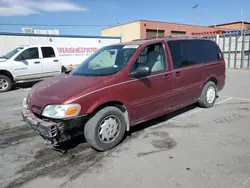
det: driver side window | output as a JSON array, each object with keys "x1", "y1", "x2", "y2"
[
  {"x1": 16, "y1": 48, "x2": 39, "y2": 61},
  {"x1": 134, "y1": 43, "x2": 167, "y2": 73}
]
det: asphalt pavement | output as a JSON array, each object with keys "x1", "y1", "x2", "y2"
[{"x1": 0, "y1": 69, "x2": 250, "y2": 188}]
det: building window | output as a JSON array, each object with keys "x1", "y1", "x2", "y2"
[
  {"x1": 171, "y1": 31, "x2": 186, "y2": 35},
  {"x1": 146, "y1": 29, "x2": 165, "y2": 39}
]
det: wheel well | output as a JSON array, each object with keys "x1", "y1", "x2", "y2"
[
  {"x1": 91, "y1": 101, "x2": 130, "y2": 131},
  {"x1": 206, "y1": 77, "x2": 218, "y2": 86},
  {"x1": 0, "y1": 70, "x2": 14, "y2": 82}
]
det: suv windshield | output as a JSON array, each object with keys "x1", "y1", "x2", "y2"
[
  {"x1": 2, "y1": 47, "x2": 24, "y2": 59},
  {"x1": 71, "y1": 45, "x2": 138, "y2": 76}
]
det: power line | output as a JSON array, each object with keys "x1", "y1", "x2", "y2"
[{"x1": 0, "y1": 23, "x2": 112, "y2": 27}]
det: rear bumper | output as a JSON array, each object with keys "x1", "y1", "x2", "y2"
[{"x1": 21, "y1": 108, "x2": 86, "y2": 146}]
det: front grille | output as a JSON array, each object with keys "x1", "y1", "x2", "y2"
[{"x1": 51, "y1": 125, "x2": 57, "y2": 137}]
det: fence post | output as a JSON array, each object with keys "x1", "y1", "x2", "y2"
[
  {"x1": 248, "y1": 35, "x2": 250, "y2": 68},
  {"x1": 234, "y1": 34, "x2": 239, "y2": 68},
  {"x1": 241, "y1": 32, "x2": 245, "y2": 68},
  {"x1": 223, "y1": 34, "x2": 225, "y2": 52},
  {"x1": 228, "y1": 34, "x2": 232, "y2": 68},
  {"x1": 216, "y1": 34, "x2": 219, "y2": 44}
]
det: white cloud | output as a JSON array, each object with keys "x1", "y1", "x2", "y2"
[{"x1": 0, "y1": 0, "x2": 88, "y2": 16}]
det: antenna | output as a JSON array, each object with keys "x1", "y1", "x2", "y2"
[
  {"x1": 192, "y1": 4, "x2": 199, "y2": 24},
  {"x1": 240, "y1": 9, "x2": 244, "y2": 38}
]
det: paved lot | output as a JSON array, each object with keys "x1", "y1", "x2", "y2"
[{"x1": 0, "y1": 69, "x2": 250, "y2": 188}]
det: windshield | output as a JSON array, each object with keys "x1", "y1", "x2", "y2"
[
  {"x1": 2, "y1": 47, "x2": 24, "y2": 59},
  {"x1": 71, "y1": 45, "x2": 138, "y2": 76}
]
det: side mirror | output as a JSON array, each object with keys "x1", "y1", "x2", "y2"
[{"x1": 130, "y1": 64, "x2": 151, "y2": 78}]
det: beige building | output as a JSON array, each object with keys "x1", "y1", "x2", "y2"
[
  {"x1": 101, "y1": 20, "x2": 220, "y2": 42},
  {"x1": 102, "y1": 21, "x2": 141, "y2": 42}
]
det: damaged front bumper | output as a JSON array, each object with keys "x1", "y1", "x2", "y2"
[{"x1": 21, "y1": 107, "x2": 87, "y2": 147}]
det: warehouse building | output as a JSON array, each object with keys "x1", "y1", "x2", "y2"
[
  {"x1": 209, "y1": 21, "x2": 250, "y2": 30},
  {"x1": 101, "y1": 20, "x2": 221, "y2": 42}
]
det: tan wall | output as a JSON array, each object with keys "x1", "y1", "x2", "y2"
[
  {"x1": 214, "y1": 23, "x2": 250, "y2": 30},
  {"x1": 101, "y1": 21, "x2": 141, "y2": 42},
  {"x1": 140, "y1": 21, "x2": 218, "y2": 39}
]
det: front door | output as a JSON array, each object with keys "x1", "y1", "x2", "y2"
[
  {"x1": 13, "y1": 47, "x2": 43, "y2": 81},
  {"x1": 126, "y1": 42, "x2": 174, "y2": 124},
  {"x1": 41, "y1": 46, "x2": 61, "y2": 77}
]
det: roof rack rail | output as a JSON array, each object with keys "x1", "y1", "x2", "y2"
[
  {"x1": 132, "y1": 35, "x2": 207, "y2": 41},
  {"x1": 165, "y1": 35, "x2": 206, "y2": 39},
  {"x1": 132, "y1": 35, "x2": 169, "y2": 41}
]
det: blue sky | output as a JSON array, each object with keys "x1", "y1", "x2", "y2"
[{"x1": 0, "y1": 0, "x2": 249, "y2": 36}]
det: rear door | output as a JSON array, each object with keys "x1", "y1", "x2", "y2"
[
  {"x1": 167, "y1": 39, "x2": 205, "y2": 108},
  {"x1": 41, "y1": 46, "x2": 61, "y2": 77},
  {"x1": 13, "y1": 47, "x2": 43, "y2": 80},
  {"x1": 126, "y1": 42, "x2": 174, "y2": 124}
]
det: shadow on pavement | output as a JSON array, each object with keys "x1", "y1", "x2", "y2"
[
  {"x1": 14, "y1": 80, "x2": 41, "y2": 90},
  {"x1": 60, "y1": 103, "x2": 198, "y2": 152},
  {"x1": 129, "y1": 103, "x2": 197, "y2": 135}
]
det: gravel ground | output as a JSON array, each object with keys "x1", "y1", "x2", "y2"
[{"x1": 0, "y1": 69, "x2": 250, "y2": 188}]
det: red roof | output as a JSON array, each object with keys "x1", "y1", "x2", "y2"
[{"x1": 192, "y1": 30, "x2": 224, "y2": 36}]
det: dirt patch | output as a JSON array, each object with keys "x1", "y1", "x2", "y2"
[
  {"x1": 6, "y1": 142, "x2": 107, "y2": 188},
  {"x1": 0, "y1": 125, "x2": 37, "y2": 149},
  {"x1": 137, "y1": 131, "x2": 177, "y2": 157},
  {"x1": 151, "y1": 138, "x2": 177, "y2": 150},
  {"x1": 212, "y1": 113, "x2": 245, "y2": 124},
  {"x1": 152, "y1": 122, "x2": 198, "y2": 130},
  {"x1": 237, "y1": 107, "x2": 250, "y2": 111}
]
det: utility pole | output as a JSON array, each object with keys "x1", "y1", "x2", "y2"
[
  {"x1": 192, "y1": 4, "x2": 198, "y2": 25},
  {"x1": 117, "y1": 22, "x2": 123, "y2": 42},
  {"x1": 156, "y1": 24, "x2": 159, "y2": 38},
  {"x1": 241, "y1": 9, "x2": 244, "y2": 32}
]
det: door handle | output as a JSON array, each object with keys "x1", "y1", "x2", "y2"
[
  {"x1": 53, "y1": 60, "x2": 59, "y2": 62},
  {"x1": 34, "y1": 61, "x2": 40, "y2": 64},
  {"x1": 176, "y1": 71, "x2": 181, "y2": 77},
  {"x1": 163, "y1": 74, "x2": 171, "y2": 80}
]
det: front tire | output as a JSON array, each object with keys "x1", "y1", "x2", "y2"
[
  {"x1": 198, "y1": 81, "x2": 217, "y2": 108},
  {"x1": 84, "y1": 106, "x2": 127, "y2": 151},
  {"x1": 0, "y1": 75, "x2": 12, "y2": 93}
]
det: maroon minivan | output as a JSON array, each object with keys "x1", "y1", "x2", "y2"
[{"x1": 22, "y1": 37, "x2": 226, "y2": 151}]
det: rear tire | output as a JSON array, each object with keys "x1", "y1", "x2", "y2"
[
  {"x1": 0, "y1": 75, "x2": 12, "y2": 93},
  {"x1": 198, "y1": 81, "x2": 217, "y2": 108},
  {"x1": 84, "y1": 106, "x2": 127, "y2": 151}
]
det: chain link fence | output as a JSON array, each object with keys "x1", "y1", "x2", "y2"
[{"x1": 205, "y1": 31, "x2": 250, "y2": 69}]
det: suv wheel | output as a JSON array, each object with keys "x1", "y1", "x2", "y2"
[
  {"x1": 0, "y1": 75, "x2": 12, "y2": 93},
  {"x1": 84, "y1": 106, "x2": 127, "y2": 151},
  {"x1": 198, "y1": 81, "x2": 217, "y2": 108}
]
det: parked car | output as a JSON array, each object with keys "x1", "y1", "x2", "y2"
[
  {"x1": 21, "y1": 36, "x2": 226, "y2": 151},
  {"x1": 0, "y1": 45, "x2": 63, "y2": 92}
]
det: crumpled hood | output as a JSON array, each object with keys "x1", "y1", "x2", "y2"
[{"x1": 27, "y1": 74, "x2": 105, "y2": 112}]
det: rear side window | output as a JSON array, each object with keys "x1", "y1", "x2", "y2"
[
  {"x1": 41, "y1": 47, "x2": 55, "y2": 58},
  {"x1": 167, "y1": 39, "x2": 222, "y2": 69}
]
